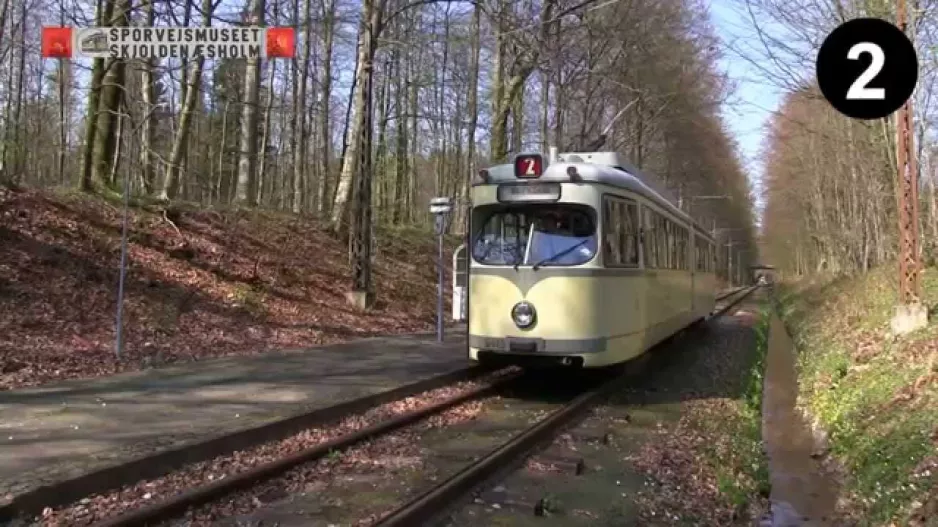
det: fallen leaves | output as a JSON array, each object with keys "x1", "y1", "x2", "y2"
[
  {"x1": 627, "y1": 404, "x2": 761, "y2": 526},
  {"x1": 34, "y1": 375, "x2": 499, "y2": 526},
  {"x1": 1, "y1": 188, "x2": 458, "y2": 391}
]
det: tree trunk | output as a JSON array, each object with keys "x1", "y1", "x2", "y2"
[
  {"x1": 511, "y1": 84, "x2": 524, "y2": 154},
  {"x1": 235, "y1": 0, "x2": 265, "y2": 205},
  {"x1": 216, "y1": 100, "x2": 230, "y2": 203},
  {"x1": 330, "y1": 20, "x2": 371, "y2": 232},
  {"x1": 139, "y1": 0, "x2": 158, "y2": 195},
  {"x1": 79, "y1": 54, "x2": 105, "y2": 191},
  {"x1": 457, "y1": 2, "x2": 481, "y2": 231},
  {"x1": 75, "y1": 0, "x2": 107, "y2": 191},
  {"x1": 89, "y1": 0, "x2": 131, "y2": 191},
  {"x1": 317, "y1": 0, "x2": 336, "y2": 217},
  {"x1": 392, "y1": 21, "x2": 408, "y2": 224},
  {"x1": 375, "y1": 55, "x2": 391, "y2": 219},
  {"x1": 159, "y1": 0, "x2": 211, "y2": 201},
  {"x1": 55, "y1": 0, "x2": 71, "y2": 185},
  {"x1": 291, "y1": 0, "x2": 313, "y2": 213},
  {"x1": 109, "y1": 105, "x2": 123, "y2": 186}
]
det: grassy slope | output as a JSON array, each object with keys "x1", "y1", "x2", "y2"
[
  {"x1": 0, "y1": 187, "x2": 461, "y2": 391},
  {"x1": 776, "y1": 267, "x2": 938, "y2": 526}
]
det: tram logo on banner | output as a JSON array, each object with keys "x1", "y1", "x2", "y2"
[{"x1": 41, "y1": 26, "x2": 296, "y2": 60}]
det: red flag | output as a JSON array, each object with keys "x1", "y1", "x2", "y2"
[
  {"x1": 266, "y1": 28, "x2": 295, "y2": 58},
  {"x1": 42, "y1": 27, "x2": 73, "y2": 58}
]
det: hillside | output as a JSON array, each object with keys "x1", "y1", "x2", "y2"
[
  {"x1": 0, "y1": 187, "x2": 458, "y2": 391},
  {"x1": 776, "y1": 267, "x2": 938, "y2": 525}
]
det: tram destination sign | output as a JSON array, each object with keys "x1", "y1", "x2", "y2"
[{"x1": 497, "y1": 182, "x2": 562, "y2": 203}]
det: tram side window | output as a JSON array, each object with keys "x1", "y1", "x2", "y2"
[
  {"x1": 673, "y1": 226, "x2": 683, "y2": 270},
  {"x1": 642, "y1": 207, "x2": 658, "y2": 268},
  {"x1": 661, "y1": 217, "x2": 674, "y2": 269},
  {"x1": 603, "y1": 199, "x2": 623, "y2": 264},
  {"x1": 685, "y1": 230, "x2": 691, "y2": 269},
  {"x1": 695, "y1": 235, "x2": 706, "y2": 271},
  {"x1": 697, "y1": 239, "x2": 715, "y2": 272},
  {"x1": 675, "y1": 227, "x2": 682, "y2": 270},
  {"x1": 694, "y1": 236, "x2": 701, "y2": 270},
  {"x1": 621, "y1": 201, "x2": 639, "y2": 265},
  {"x1": 602, "y1": 196, "x2": 639, "y2": 266},
  {"x1": 656, "y1": 214, "x2": 668, "y2": 269},
  {"x1": 664, "y1": 217, "x2": 675, "y2": 269}
]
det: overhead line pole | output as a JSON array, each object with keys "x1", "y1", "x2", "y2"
[{"x1": 893, "y1": 0, "x2": 927, "y2": 334}]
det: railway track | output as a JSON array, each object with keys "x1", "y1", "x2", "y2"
[
  {"x1": 28, "y1": 286, "x2": 760, "y2": 527},
  {"x1": 373, "y1": 285, "x2": 759, "y2": 526},
  {"x1": 715, "y1": 286, "x2": 747, "y2": 303},
  {"x1": 715, "y1": 285, "x2": 759, "y2": 316},
  {"x1": 76, "y1": 369, "x2": 523, "y2": 527},
  {"x1": 4, "y1": 366, "x2": 507, "y2": 527}
]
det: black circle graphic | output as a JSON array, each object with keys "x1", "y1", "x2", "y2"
[{"x1": 816, "y1": 18, "x2": 918, "y2": 120}]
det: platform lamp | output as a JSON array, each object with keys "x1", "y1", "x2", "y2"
[{"x1": 430, "y1": 197, "x2": 453, "y2": 343}]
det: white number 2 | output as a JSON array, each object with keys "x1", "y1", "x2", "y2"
[
  {"x1": 523, "y1": 158, "x2": 536, "y2": 175},
  {"x1": 846, "y1": 42, "x2": 885, "y2": 100}
]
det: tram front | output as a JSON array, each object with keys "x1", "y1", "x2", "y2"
[{"x1": 466, "y1": 153, "x2": 605, "y2": 368}]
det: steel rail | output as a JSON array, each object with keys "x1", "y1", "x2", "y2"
[
  {"x1": 714, "y1": 285, "x2": 759, "y2": 317},
  {"x1": 375, "y1": 284, "x2": 761, "y2": 527},
  {"x1": 0, "y1": 365, "x2": 495, "y2": 523},
  {"x1": 90, "y1": 370, "x2": 523, "y2": 527},
  {"x1": 374, "y1": 374, "x2": 621, "y2": 527},
  {"x1": 92, "y1": 286, "x2": 761, "y2": 527},
  {"x1": 716, "y1": 286, "x2": 745, "y2": 302}
]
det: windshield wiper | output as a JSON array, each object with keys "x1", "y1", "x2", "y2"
[
  {"x1": 515, "y1": 224, "x2": 534, "y2": 271},
  {"x1": 531, "y1": 239, "x2": 591, "y2": 271}
]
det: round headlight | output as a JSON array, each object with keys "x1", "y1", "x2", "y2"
[{"x1": 511, "y1": 301, "x2": 536, "y2": 329}]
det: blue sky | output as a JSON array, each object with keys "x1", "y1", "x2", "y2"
[{"x1": 708, "y1": 0, "x2": 785, "y2": 217}]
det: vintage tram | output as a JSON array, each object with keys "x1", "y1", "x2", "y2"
[{"x1": 458, "y1": 149, "x2": 718, "y2": 368}]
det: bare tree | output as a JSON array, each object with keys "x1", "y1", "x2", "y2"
[{"x1": 235, "y1": 0, "x2": 266, "y2": 205}]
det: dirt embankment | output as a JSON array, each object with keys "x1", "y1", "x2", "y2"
[
  {"x1": 0, "y1": 187, "x2": 457, "y2": 391},
  {"x1": 776, "y1": 268, "x2": 938, "y2": 526}
]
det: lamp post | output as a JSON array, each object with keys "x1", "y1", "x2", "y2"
[
  {"x1": 892, "y1": 0, "x2": 928, "y2": 335},
  {"x1": 430, "y1": 197, "x2": 453, "y2": 342}
]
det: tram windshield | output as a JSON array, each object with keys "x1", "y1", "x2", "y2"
[{"x1": 472, "y1": 205, "x2": 597, "y2": 267}]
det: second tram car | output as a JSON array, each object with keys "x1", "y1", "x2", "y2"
[{"x1": 464, "y1": 149, "x2": 718, "y2": 369}]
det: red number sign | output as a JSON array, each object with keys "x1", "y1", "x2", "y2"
[{"x1": 514, "y1": 155, "x2": 543, "y2": 178}]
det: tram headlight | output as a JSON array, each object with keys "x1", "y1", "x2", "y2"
[{"x1": 511, "y1": 301, "x2": 536, "y2": 329}]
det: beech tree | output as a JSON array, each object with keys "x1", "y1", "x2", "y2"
[{"x1": 2, "y1": 0, "x2": 760, "y2": 301}]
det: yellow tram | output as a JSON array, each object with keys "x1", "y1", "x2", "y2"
[{"x1": 462, "y1": 149, "x2": 718, "y2": 369}]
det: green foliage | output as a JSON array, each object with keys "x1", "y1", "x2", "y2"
[
  {"x1": 699, "y1": 304, "x2": 772, "y2": 510},
  {"x1": 776, "y1": 267, "x2": 938, "y2": 524},
  {"x1": 745, "y1": 308, "x2": 770, "y2": 414},
  {"x1": 231, "y1": 282, "x2": 266, "y2": 316}
]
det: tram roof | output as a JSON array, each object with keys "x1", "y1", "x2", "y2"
[{"x1": 475, "y1": 151, "x2": 716, "y2": 242}]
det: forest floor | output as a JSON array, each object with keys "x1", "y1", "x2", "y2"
[
  {"x1": 0, "y1": 186, "x2": 459, "y2": 391},
  {"x1": 775, "y1": 267, "x2": 938, "y2": 526}
]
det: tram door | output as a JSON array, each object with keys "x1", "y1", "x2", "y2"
[{"x1": 452, "y1": 244, "x2": 468, "y2": 324}]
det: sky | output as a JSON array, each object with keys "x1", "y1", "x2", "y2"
[{"x1": 707, "y1": 0, "x2": 786, "y2": 218}]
